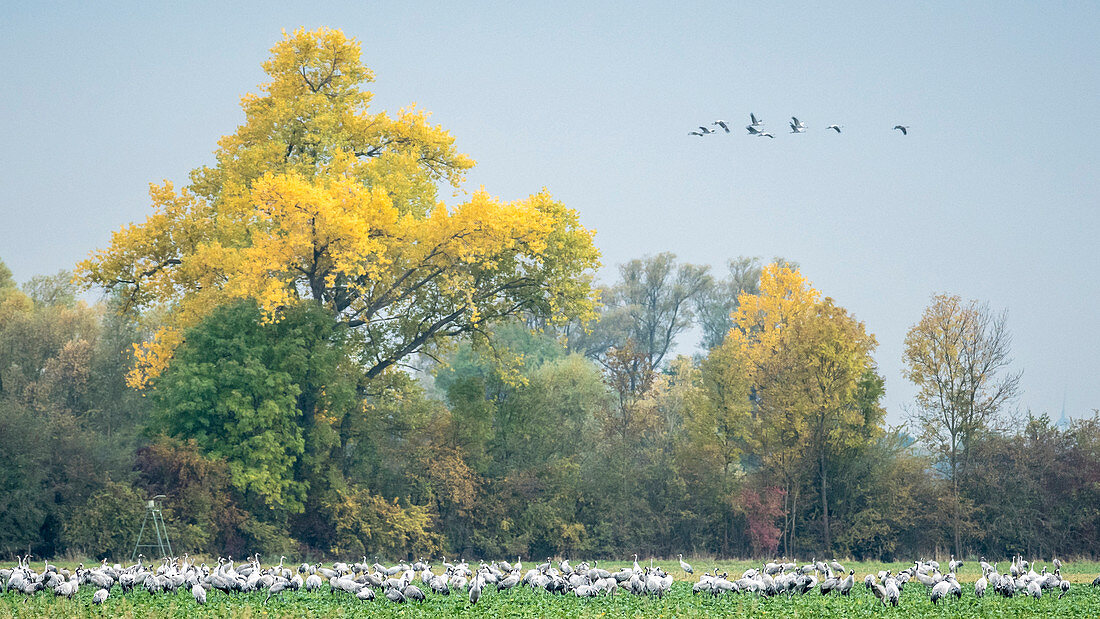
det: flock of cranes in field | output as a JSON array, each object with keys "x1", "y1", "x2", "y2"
[
  {"x1": 693, "y1": 555, "x2": 1083, "y2": 606},
  {"x1": 4, "y1": 552, "x2": 1100, "y2": 609},
  {"x1": 691, "y1": 113, "x2": 910, "y2": 138}
]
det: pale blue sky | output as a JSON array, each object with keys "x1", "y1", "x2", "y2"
[{"x1": 3, "y1": 1, "x2": 1098, "y2": 423}]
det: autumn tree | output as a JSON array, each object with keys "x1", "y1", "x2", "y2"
[
  {"x1": 694, "y1": 256, "x2": 798, "y2": 350},
  {"x1": 724, "y1": 264, "x2": 879, "y2": 554},
  {"x1": 0, "y1": 259, "x2": 15, "y2": 293},
  {"x1": 78, "y1": 27, "x2": 599, "y2": 390},
  {"x1": 903, "y1": 294, "x2": 1020, "y2": 556}
]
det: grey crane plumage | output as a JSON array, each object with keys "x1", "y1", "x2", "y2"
[
  {"x1": 385, "y1": 585, "x2": 406, "y2": 603},
  {"x1": 403, "y1": 584, "x2": 426, "y2": 602},
  {"x1": 265, "y1": 579, "x2": 288, "y2": 603},
  {"x1": 871, "y1": 581, "x2": 888, "y2": 606},
  {"x1": 355, "y1": 586, "x2": 376, "y2": 601},
  {"x1": 678, "y1": 554, "x2": 693, "y2": 575},
  {"x1": 469, "y1": 574, "x2": 482, "y2": 605},
  {"x1": 949, "y1": 555, "x2": 963, "y2": 573},
  {"x1": 930, "y1": 580, "x2": 951, "y2": 604},
  {"x1": 885, "y1": 580, "x2": 900, "y2": 606},
  {"x1": 893, "y1": 125, "x2": 909, "y2": 135},
  {"x1": 837, "y1": 570, "x2": 854, "y2": 595},
  {"x1": 1027, "y1": 579, "x2": 1042, "y2": 599}
]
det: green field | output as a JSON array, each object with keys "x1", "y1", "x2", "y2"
[{"x1": 3, "y1": 560, "x2": 1099, "y2": 618}]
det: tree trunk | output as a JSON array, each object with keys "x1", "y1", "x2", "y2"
[
  {"x1": 723, "y1": 511, "x2": 729, "y2": 556},
  {"x1": 790, "y1": 487, "x2": 799, "y2": 559},
  {"x1": 820, "y1": 446, "x2": 831, "y2": 553},
  {"x1": 782, "y1": 483, "x2": 790, "y2": 557},
  {"x1": 951, "y1": 441, "x2": 961, "y2": 557}
]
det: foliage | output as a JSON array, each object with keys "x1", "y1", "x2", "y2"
[
  {"x1": 324, "y1": 487, "x2": 441, "y2": 558},
  {"x1": 722, "y1": 263, "x2": 880, "y2": 555},
  {"x1": 694, "y1": 256, "x2": 797, "y2": 350},
  {"x1": 60, "y1": 481, "x2": 144, "y2": 560},
  {"x1": 903, "y1": 293, "x2": 1021, "y2": 555},
  {"x1": 77, "y1": 27, "x2": 599, "y2": 390},
  {"x1": 0, "y1": 272, "x2": 148, "y2": 557},
  {"x1": 134, "y1": 438, "x2": 249, "y2": 557},
  {"x1": 0, "y1": 259, "x2": 14, "y2": 291},
  {"x1": 739, "y1": 485, "x2": 786, "y2": 556},
  {"x1": 152, "y1": 301, "x2": 309, "y2": 515}
]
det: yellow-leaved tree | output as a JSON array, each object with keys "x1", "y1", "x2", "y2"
[
  {"x1": 78, "y1": 27, "x2": 600, "y2": 389},
  {"x1": 721, "y1": 264, "x2": 879, "y2": 555}
]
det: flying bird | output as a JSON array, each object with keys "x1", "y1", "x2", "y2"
[
  {"x1": 826, "y1": 125, "x2": 842, "y2": 133},
  {"x1": 698, "y1": 126, "x2": 715, "y2": 134},
  {"x1": 749, "y1": 113, "x2": 764, "y2": 127},
  {"x1": 712, "y1": 120, "x2": 731, "y2": 133},
  {"x1": 893, "y1": 125, "x2": 909, "y2": 135},
  {"x1": 789, "y1": 121, "x2": 805, "y2": 133},
  {"x1": 790, "y1": 117, "x2": 806, "y2": 130}
]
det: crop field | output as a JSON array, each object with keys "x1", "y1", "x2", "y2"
[{"x1": 4, "y1": 559, "x2": 1100, "y2": 618}]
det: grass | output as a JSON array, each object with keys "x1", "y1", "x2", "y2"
[{"x1": 3, "y1": 559, "x2": 1099, "y2": 617}]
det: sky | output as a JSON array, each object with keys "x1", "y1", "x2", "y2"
[{"x1": 2, "y1": 1, "x2": 1098, "y2": 424}]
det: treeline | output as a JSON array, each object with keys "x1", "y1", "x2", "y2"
[
  {"x1": 2, "y1": 257, "x2": 1099, "y2": 561},
  {"x1": 3, "y1": 28, "x2": 1098, "y2": 563}
]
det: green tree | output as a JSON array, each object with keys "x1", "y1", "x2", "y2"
[
  {"x1": 593, "y1": 253, "x2": 711, "y2": 367},
  {"x1": 60, "y1": 481, "x2": 145, "y2": 560},
  {"x1": 134, "y1": 438, "x2": 249, "y2": 556},
  {"x1": 0, "y1": 274, "x2": 145, "y2": 557},
  {"x1": 153, "y1": 301, "x2": 334, "y2": 516},
  {"x1": 430, "y1": 321, "x2": 610, "y2": 556}
]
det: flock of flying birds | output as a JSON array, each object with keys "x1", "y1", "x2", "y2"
[{"x1": 690, "y1": 113, "x2": 910, "y2": 138}]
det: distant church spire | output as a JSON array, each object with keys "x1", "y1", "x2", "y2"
[{"x1": 1056, "y1": 389, "x2": 1070, "y2": 430}]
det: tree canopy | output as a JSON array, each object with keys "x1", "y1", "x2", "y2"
[
  {"x1": 721, "y1": 264, "x2": 880, "y2": 554},
  {"x1": 903, "y1": 293, "x2": 1021, "y2": 556},
  {"x1": 78, "y1": 27, "x2": 599, "y2": 388}
]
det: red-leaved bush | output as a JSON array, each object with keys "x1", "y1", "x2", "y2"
[{"x1": 740, "y1": 486, "x2": 786, "y2": 556}]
